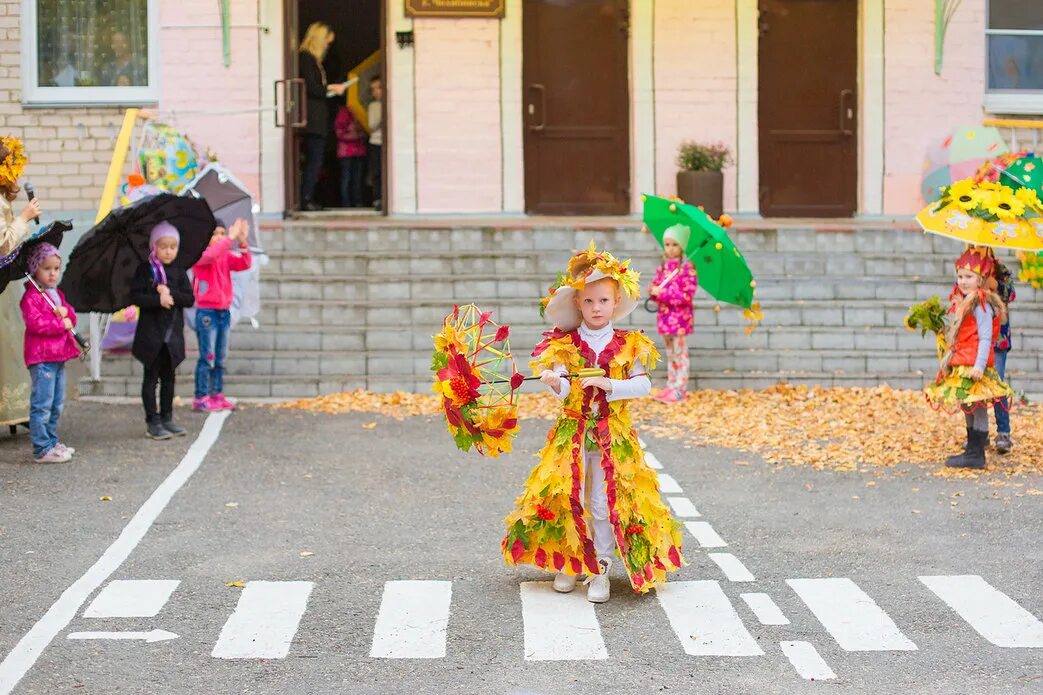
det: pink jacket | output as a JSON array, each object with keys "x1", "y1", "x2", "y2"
[
  {"x1": 20, "y1": 282, "x2": 80, "y2": 367},
  {"x1": 192, "y1": 236, "x2": 252, "y2": 310},
  {"x1": 334, "y1": 107, "x2": 367, "y2": 159},
  {"x1": 651, "y1": 259, "x2": 697, "y2": 336}
]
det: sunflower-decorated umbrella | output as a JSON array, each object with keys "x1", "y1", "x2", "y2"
[
  {"x1": 431, "y1": 304, "x2": 603, "y2": 458},
  {"x1": 915, "y1": 177, "x2": 1043, "y2": 252}
]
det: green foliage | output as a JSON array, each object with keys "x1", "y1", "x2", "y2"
[
  {"x1": 904, "y1": 296, "x2": 947, "y2": 337},
  {"x1": 676, "y1": 141, "x2": 732, "y2": 173},
  {"x1": 431, "y1": 350, "x2": 449, "y2": 372}
]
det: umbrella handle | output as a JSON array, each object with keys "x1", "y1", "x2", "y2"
[{"x1": 24, "y1": 272, "x2": 91, "y2": 355}]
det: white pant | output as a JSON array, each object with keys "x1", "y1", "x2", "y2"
[{"x1": 583, "y1": 448, "x2": 616, "y2": 558}]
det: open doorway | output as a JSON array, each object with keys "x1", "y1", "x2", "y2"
[{"x1": 285, "y1": 0, "x2": 384, "y2": 214}]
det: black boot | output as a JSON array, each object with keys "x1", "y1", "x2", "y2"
[
  {"x1": 146, "y1": 416, "x2": 173, "y2": 440},
  {"x1": 161, "y1": 416, "x2": 186, "y2": 437},
  {"x1": 948, "y1": 429, "x2": 987, "y2": 469},
  {"x1": 944, "y1": 427, "x2": 972, "y2": 467}
]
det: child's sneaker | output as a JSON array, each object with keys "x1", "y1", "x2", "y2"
[
  {"x1": 34, "y1": 446, "x2": 71, "y2": 464},
  {"x1": 657, "y1": 389, "x2": 684, "y2": 403},
  {"x1": 210, "y1": 393, "x2": 237, "y2": 411},
  {"x1": 146, "y1": 419, "x2": 173, "y2": 440},
  {"x1": 553, "y1": 572, "x2": 578, "y2": 593},
  {"x1": 161, "y1": 419, "x2": 187, "y2": 437},
  {"x1": 192, "y1": 396, "x2": 214, "y2": 412},
  {"x1": 55, "y1": 443, "x2": 75, "y2": 456},
  {"x1": 585, "y1": 557, "x2": 612, "y2": 603},
  {"x1": 995, "y1": 432, "x2": 1013, "y2": 454}
]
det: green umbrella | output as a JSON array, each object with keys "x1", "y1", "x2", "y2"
[
  {"x1": 998, "y1": 155, "x2": 1043, "y2": 201},
  {"x1": 642, "y1": 194, "x2": 756, "y2": 309}
]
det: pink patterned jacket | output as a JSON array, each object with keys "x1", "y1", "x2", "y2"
[
  {"x1": 20, "y1": 282, "x2": 80, "y2": 367},
  {"x1": 651, "y1": 259, "x2": 697, "y2": 336}
]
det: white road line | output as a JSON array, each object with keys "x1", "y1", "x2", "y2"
[
  {"x1": 780, "y1": 641, "x2": 837, "y2": 681},
  {"x1": 919, "y1": 575, "x2": 1043, "y2": 648},
  {"x1": 0, "y1": 412, "x2": 231, "y2": 695},
  {"x1": 667, "y1": 496, "x2": 700, "y2": 517},
  {"x1": 520, "y1": 581, "x2": 608, "y2": 661},
  {"x1": 67, "y1": 630, "x2": 178, "y2": 643},
  {"x1": 708, "y1": 553, "x2": 755, "y2": 582},
  {"x1": 684, "y1": 521, "x2": 728, "y2": 548},
  {"x1": 657, "y1": 473, "x2": 682, "y2": 494},
  {"x1": 370, "y1": 580, "x2": 453, "y2": 659},
  {"x1": 655, "y1": 580, "x2": 764, "y2": 656},
  {"x1": 787, "y1": 578, "x2": 917, "y2": 651},
  {"x1": 638, "y1": 437, "x2": 647, "y2": 449},
  {"x1": 741, "y1": 593, "x2": 790, "y2": 625},
  {"x1": 212, "y1": 581, "x2": 314, "y2": 659},
  {"x1": 83, "y1": 580, "x2": 180, "y2": 618},
  {"x1": 644, "y1": 451, "x2": 663, "y2": 469}
]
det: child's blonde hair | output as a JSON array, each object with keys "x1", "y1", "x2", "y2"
[{"x1": 300, "y1": 22, "x2": 333, "y2": 62}]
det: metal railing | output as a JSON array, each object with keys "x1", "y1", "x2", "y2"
[{"x1": 983, "y1": 117, "x2": 1043, "y2": 152}]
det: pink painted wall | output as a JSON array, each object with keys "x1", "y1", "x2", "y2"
[
  {"x1": 413, "y1": 18, "x2": 502, "y2": 213},
  {"x1": 158, "y1": 0, "x2": 262, "y2": 201},
  {"x1": 652, "y1": 0, "x2": 738, "y2": 211},
  {"x1": 883, "y1": 0, "x2": 987, "y2": 215}
]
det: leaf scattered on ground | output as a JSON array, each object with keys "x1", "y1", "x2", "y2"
[{"x1": 275, "y1": 384, "x2": 1043, "y2": 478}]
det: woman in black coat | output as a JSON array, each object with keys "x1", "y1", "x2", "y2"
[
  {"x1": 130, "y1": 225, "x2": 194, "y2": 439},
  {"x1": 299, "y1": 22, "x2": 347, "y2": 211}
]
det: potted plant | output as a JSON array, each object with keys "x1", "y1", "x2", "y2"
[{"x1": 676, "y1": 141, "x2": 732, "y2": 219}]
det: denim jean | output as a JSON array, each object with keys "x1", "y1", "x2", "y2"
[
  {"x1": 195, "y1": 308, "x2": 230, "y2": 399},
  {"x1": 339, "y1": 157, "x2": 365, "y2": 207},
  {"x1": 994, "y1": 349, "x2": 1010, "y2": 435},
  {"x1": 28, "y1": 362, "x2": 65, "y2": 458},
  {"x1": 369, "y1": 144, "x2": 383, "y2": 205}
]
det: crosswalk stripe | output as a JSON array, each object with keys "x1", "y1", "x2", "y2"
[
  {"x1": 370, "y1": 580, "x2": 453, "y2": 658},
  {"x1": 667, "y1": 496, "x2": 701, "y2": 517},
  {"x1": 657, "y1": 473, "x2": 682, "y2": 493},
  {"x1": 741, "y1": 593, "x2": 790, "y2": 625},
  {"x1": 919, "y1": 575, "x2": 1043, "y2": 648},
  {"x1": 521, "y1": 581, "x2": 608, "y2": 661},
  {"x1": 644, "y1": 451, "x2": 663, "y2": 469},
  {"x1": 211, "y1": 581, "x2": 314, "y2": 659},
  {"x1": 656, "y1": 580, "x2": 764, "y2": 656},
  {"x1": 708, "y1": 553, "x2": 755, "y2": 582},
  {"x1": 684, "y1": 521, "x2": 728, "y2": 548},
  {"x1": 780, "y1": 641, "x2": 837, "y2": 680},
  {"x1": 83, "y1": 580, "x2": 180, "y2": 618},
  {"x1": 787, "y1": 578, "x2": 917, "y2": 652}
]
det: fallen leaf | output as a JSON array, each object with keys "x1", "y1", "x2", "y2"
[
  {"x1": 225, "y1": 502, "x2": 239, "y2": 508},
  {"x1": 226, "y1": 580, "x2": 245, "y2": 588},
  {"x1": 99, "y1": 496, "x2": 111, "y2": 501},
  {"x1": 733, "y1": 459, "x2": 750, "y2": 466},
  {"x1": 299, "y1": 551, "x2": 314, "y2": 557},
  {"x1": 362, "y1": 422, "x2": 377, "y2": 430}
]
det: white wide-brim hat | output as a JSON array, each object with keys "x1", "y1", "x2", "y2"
[{"x1": 544, "y1": 269, "x2": 639, "y2": 332}]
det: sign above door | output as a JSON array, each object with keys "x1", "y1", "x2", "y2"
[{"x1": 405, "y1": 0, "x2": 505, "y2": 18}]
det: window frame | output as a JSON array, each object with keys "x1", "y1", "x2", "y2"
[
  {"x1": 20, "y1": 0, "x2": 161, "y2": 107},
  {"x1": 984, "y1": 1, "x2": 1043, "y2": 115}
]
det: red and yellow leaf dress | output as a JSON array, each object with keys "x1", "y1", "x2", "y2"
[{"x1": 501, "y1": 328, "x2": 686, "y2": 593}]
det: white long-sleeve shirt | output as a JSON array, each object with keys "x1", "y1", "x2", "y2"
[{"x1": 547, "y1": 322, "x2": 651, "y2": 402}]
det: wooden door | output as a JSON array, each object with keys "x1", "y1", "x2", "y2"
[
  {"x1": 523, "y1": 0, "x2": 630, "y2": 215},
  {"x1": 283, "y1": 0, "x2": 301, "y2": 214},
  {"x1": 758, "y1": 0, "x2": 858, "y2": 217}
]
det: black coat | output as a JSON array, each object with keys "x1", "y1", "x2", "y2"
[
  {"x1": 300, "y1": 51, "x2": 330, "y2": 137},
  {"x1": 129, "y1": 261, "x2": 194, "y2": 367}
]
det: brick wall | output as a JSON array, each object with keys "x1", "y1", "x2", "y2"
[
  {"x1": 0, "y1": 0, "x2": 261, "y2": 216},
  {"x1": 413, "y1": 18, "x2": 502, "y2": 213},
  {"x1": 653, "y1": 0, "x2": 738, "y2": 210},
  {"x1": 883, "y1": 0, "x2": 987, "y2": 215}
]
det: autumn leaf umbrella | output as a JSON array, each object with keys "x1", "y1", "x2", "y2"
[
  {"x1": 431, "y1": 304, "x2": 602, "y2": 458},
  {"x1": 642, "y1": 194, "x2": 756, "y2": 309},
  {"x1": 921, "y1": 124, "x2": 1009, "y2": 203}
]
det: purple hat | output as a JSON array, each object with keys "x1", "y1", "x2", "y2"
[
  {"x1": 149, "y1": 221, "x2": 180, "y2": 249},
  {"x1": 27, "y1": 242, "x2": 60, "y2": 275}
]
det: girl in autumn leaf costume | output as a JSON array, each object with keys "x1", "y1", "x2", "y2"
[{"x1": 502, "y1": 243, "x2": 685, "y2": 602}]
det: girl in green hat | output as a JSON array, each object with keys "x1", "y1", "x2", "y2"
[{"x1": 649, "y1": 224, "x2": 698, "y2": 402}]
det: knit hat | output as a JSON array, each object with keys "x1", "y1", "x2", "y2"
[
  {"x1": 540, "y1": 241, "x2": 641, "y2": 332},
  {"x1": 149, "y1": 221, "x2": 180, "y2": 249},
  {"x1": 0, "y1": 135, "x2": 27, "y2": 186},
  {"x1": 663, "y1": 223, "x2": 690, "y2": 249},
  {"x1": 26, "y1": 242, "x2": 60, "y2": 276}
]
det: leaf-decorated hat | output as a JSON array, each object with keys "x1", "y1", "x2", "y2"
[
  {"x1": 0, "y1": 135, "x2": 27, "y2": 186},
  {"x1": 539, "y1": 241, "x2": 641, "y2": 331},
  {"x1": 954, "y1": 245, "x2": 995, "y2": 278}
]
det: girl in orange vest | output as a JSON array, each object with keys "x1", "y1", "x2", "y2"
[{"x1": 924, "y1": 247, "x2": 1014, "y2": 469}]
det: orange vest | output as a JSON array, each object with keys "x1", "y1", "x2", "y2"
[{"x1": 950, "y1": 305, "x2": 999, "y2": 368}]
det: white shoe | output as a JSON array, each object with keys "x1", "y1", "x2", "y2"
[
  {"x1": 585, "y1": 557, "x2": 611, "y2": 603},
  {"x1": 553, "y1": 572, "x2": 577, "y2": 593}
]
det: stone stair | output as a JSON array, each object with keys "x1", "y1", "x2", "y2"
[{"x1": 80, "y1": 222, "x2": 1043, "y2": 399}]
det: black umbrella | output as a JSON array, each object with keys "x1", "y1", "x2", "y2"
[
  {"x1": 59, "y1": 193, "x2": 216, "y2": 314},
  {"x1": 0, "y1": 220, "x2": 88, "y2": 352}
]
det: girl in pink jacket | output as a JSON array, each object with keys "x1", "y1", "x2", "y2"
[
  {"x1": 20, "y1": 243, "x2": 80, "y2": 463},
  {"x1": 191, "y1": 218, "x2": 252, "y2": 412},
  {"x1": 648, "y1": 224, "x2": 698, "y2": 403}
]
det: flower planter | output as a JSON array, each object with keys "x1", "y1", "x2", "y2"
[{"x1": 676, "y1": 170, "x2": 723, "y2": 219}]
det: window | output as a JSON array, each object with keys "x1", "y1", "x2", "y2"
[
  {"x1": 986, "y1": 0, "x2": 1043, "y2": 114},
  {"x1": 21, "y1": 0, "x2": 159, "y2": 106}
]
